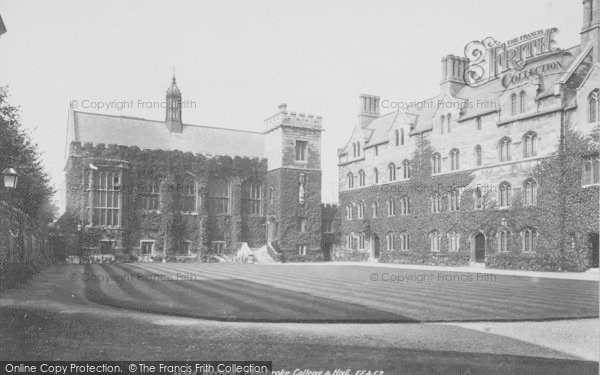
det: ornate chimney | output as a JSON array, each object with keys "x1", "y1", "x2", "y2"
[
  {"x1": 440, "y1": 55, "x2": 469, "y2": 96},
  {"x1": 358, "y1": 94, "x2": 380, "y2": 128},
  {"x1": 582, "y1": 0, "x2": 600, "y2": 62}
]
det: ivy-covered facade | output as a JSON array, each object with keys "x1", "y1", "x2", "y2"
[
  {"x1": 65, "y1": 142, "x2": 269, "y2": 257},
  {"x1": 64, "y1": 79, "x2": 324, "y2": 259},
  {"x1": 337, "y1": 0, "x2": 600, "y2": 270}
]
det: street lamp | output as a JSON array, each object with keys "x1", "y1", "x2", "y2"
[{"x1": 1, "y1": 168, "x2": 18, "y2": 189}]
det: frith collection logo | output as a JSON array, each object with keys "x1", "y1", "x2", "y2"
[{"x1": 463, "y1": 28, "x2": 562, "y2": 88}]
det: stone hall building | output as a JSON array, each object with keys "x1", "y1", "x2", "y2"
[
  {"x1": 64, "y1": 77, "x2": 324, "y2": 260},
  {"x1": 338, "y1": 0, "x2": 600, "y2": 269}
]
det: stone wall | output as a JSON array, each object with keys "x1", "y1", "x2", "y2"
[{"x1": 0, "y1": 201, "x2": 50, "y2": 290}]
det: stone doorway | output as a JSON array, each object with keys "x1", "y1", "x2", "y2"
[
  {"x1": 372, "y1": 234, "x2": 380, "y2": 260},
  {"x1": 470, "y1": 232, "x2": 486, "y2": 264},
  {"x1": 589, "y1": 232, "x2": 599, "y2": 268}
]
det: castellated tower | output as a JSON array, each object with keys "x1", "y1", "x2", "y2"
[{"x1": 264, "y1": 103, "x2": 323, "y2": 258}]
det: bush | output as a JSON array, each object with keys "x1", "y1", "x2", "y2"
[
  {"x1": 379, "y1": 251, "x2": 469, "y2": 266},
  {"x1": 115, "y1": 254, "x2": 137, "y2": 263},
  {"x1": 0, "y1": 263, "x2": 41, "y2": 292},
  {"x1": 284, "y1": 252, "x2": 324, "y2": 263},
  {"x1": 486, "y1": 250, "x2": 589, "y2": 272},
  {"x1": 333, "y1": 249, "x2": 370, "y2": 262}
]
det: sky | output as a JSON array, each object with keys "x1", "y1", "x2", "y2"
[{"x1": 0, "y1": 0, "x2": 582, "y2": 212}]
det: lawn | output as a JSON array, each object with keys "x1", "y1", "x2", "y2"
[
  {"x1": 83, "y1": 263, "x2": 599, "y2": 322},
  {"x1": 1, "y1": 264, "x2": 598, "y2": 374}
]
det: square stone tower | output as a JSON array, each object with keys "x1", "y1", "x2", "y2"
[{"x1": 264, "y1": 104, "x2": 323, "y2": 258}]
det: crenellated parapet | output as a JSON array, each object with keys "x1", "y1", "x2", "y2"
[{"x1": 264, "y1": 103, "x2": 322, "y2": 133}]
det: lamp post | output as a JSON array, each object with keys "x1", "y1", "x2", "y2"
[
  {"x1": 1, "y1": 167, "x2": 20, "y2": 264},
  {"x1": 1, "y1": 168, "x2": 18, "y2": 190}
]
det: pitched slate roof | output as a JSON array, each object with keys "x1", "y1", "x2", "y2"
[{"x1": 66, "y1": 110, "x2": 265, "y2": 158}]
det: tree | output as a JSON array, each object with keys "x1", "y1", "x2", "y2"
[{"x1": 0, "y1": 86, "x2": 56, "y2": 223}]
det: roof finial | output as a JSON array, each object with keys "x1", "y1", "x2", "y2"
[{"x1": 170, "y1": 66, "x2": 176, "y2": 84}]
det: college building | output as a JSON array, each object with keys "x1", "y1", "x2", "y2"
[
  {"x1": 63, "y1": 77, "x2": 326, "y2": 260},
  {"x1": 337, "y1": 0, "x2": 600, "y2": 270}
]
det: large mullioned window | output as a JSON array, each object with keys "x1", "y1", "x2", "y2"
[
  {"x1": 91, "y1": 170, "x2": 121, "y2": 226},
  {"x1": 140, "y1": 182, "x2": 160, "y2": 211},
  {"x1": 242, "y1": 181, "x2": 262, "y2": 215},
  {"x1": 209, "y1": 179, "x2": 231, "y2": 214},
  {"x1": 523, "y1": 178, "x2": 538, "y2": 206},
  {"x1": 179, "y1": 176, "x2": 198, "y2": 213},
  {"x1": 582, "y1": 156, "x2": 600, "y2": 186}
]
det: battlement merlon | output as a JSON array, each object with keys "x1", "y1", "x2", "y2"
[{"x1": 264, "y1": 103, "x2": 323, "y2": 133}]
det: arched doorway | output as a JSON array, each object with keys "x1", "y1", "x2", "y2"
[
  {"x1": 589, "y1": 232, "x2": 599, "y2": 268},
  {"x1": 372, "y1": 234, "x2": 380, "y2": 260},
  {"x1": 470, "y1": 232, "x2": 486, "y2": 264},
  {"x1": 323, "y1": 243, "x2": 332, "y2": 261}
]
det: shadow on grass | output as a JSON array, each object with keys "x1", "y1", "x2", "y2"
[
  {"x1": 84, "y1": 264, "x2": 418, "y2": 323},
  {"x1": 0, "y1": 306, "x2": 598, "y2": 375}
]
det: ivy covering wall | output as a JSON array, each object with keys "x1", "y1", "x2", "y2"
[
  {"x1": 64, "y1": 142, "x2": 268, "y2": 256},
  {"x1": 339, "y1": 125, "x2": 600, "y2": 271}
]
